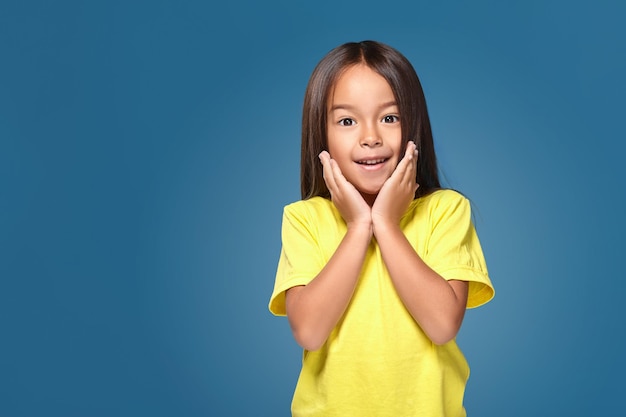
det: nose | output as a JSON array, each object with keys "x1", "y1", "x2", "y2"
[{"x1": 360, "y1": 126, "x2": 382, "y2": 148}]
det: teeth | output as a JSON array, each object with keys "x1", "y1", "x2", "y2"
[{"x1": 359, "y1": 158, "x2": 385, "y2": 165}]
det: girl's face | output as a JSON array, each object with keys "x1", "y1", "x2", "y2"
[{"x1": 326, "y1": 64, "x2": 402, "y2": 204}]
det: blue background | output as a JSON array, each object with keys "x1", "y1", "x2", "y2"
[{"x1": 2, "y1": 0, "x2": 625, "y2": 415}]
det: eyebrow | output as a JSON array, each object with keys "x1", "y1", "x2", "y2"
[{"x1": 329, "y1": 101, "x2": 398, "y2": 112}]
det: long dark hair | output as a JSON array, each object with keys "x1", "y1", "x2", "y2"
[{"x1": 300, "y1": 40, "x2": 441, "y2": 200}]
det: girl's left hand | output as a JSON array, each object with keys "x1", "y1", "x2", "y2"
[{"x1": 371, "y1": 141, "x2": 419, "y2": 229}]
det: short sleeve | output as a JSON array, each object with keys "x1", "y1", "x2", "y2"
[
  {"x1": 425, "y1": 191, "x2": 495, "y2": 308},
  {"x1": 268, "y1": 203, "x2": 327, "y2": 316}
]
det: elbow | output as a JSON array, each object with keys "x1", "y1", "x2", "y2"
[
  {"x1": 429, "y1": 331, "x2": 457, "y2": 346},
  {"x1": 424, "y1": 318, "x2": 463, "y2": 346},
  {"x1": 291, "y1": 325, "x2": 327, "y2": 351},
  {"x1": 286, "y1": 291, "x2": 329, "y2": 351}
]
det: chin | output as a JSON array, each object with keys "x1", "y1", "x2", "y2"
[
  {"x1": 359, "y1": 180, "x2": 386, "y2": 195},
  {"x1": 358, "y1": 186, "x2": 383, "y2": 201}
]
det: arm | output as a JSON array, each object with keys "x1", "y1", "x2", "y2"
[
  {"x1": 372, "y1": 142, "x2": 468, "y2": 345},
  {"x1": 285, "y1": 224, "x2": 370, "y2": 351},
  {"x1": 374, "y1": 222, "x2": 468, "y2": 345},
  {"x1": 285, "y1": 152, "x2": 372, "y2": 351}
]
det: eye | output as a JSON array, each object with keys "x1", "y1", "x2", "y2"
[
  {"x1": 382, "y1": 115, "x2": 399, "y2": 123},
  {"x1": 338, "y1": 118, "x2": 356, "y2": 126}
]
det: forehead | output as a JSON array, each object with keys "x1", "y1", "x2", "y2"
[{"x1": 328, "y1": 64, "x2": 395, "y2": 106}]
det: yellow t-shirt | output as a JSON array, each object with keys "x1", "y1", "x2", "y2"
[{"x1": 269, "y1": 189, "x2": 494, "y2": 417}]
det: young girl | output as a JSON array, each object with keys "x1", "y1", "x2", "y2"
[{"x1": 269, "y1": 40, "x2": 494, "y2": 417}]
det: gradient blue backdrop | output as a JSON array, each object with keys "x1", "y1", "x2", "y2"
[{"x1": 2, "y1": 1, "x2": 625, "y2": 416}]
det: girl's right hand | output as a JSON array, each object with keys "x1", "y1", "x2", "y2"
[{"x1": 319, "y1": 151, "x2": 372, "y2": 233}]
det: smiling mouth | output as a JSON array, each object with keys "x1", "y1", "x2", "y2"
[{"x1": 356, "y1": 158, "x2": 388, "y2": 165}]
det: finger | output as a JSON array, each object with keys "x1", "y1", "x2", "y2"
[
  {"x1": 394, "y1": 141, "x2": 415, "y2": 184},
  {"x1": 404, "y1": 142, "x2": 418, "y2": 185},
  {"x1": 412, "y1": 149, "x2": 419, "y2": 193},
  {"x1": 319, "y1": 151, "x2": 338, "y2": 195},
  {"x1": 403, "y1": 141, "x2": 418, "y2": 175},
  {"x1": 330, "y1": 158, "x2": 355, "y2": 200},
  {"x1": 330, "y1": 158, "x2": 347, "y2": 184},
  {"x1": 390, "y1": 146, "x2": 415, "y2": 194}
]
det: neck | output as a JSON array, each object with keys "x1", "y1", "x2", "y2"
[{"x1": 361, "y1": 192, "x2": 377, "y2": 207}]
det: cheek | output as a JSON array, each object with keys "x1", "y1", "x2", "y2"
[
  {"x1": 393, "y1": 142, "x2": 404, "y2": 162},
  {"x1": 325, "y1": 131, "x2": 337, "y2": 154},
  {"x1": 327, "y1": 138, "x2": 348, "y2": 160}
]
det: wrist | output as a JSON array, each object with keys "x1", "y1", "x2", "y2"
[
  {"x1": 346, "y1": 219, "x2": 373, "y2": 237},
  {"x1": 371, "y1": 216, "x2": 401, "y2": 236}
]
